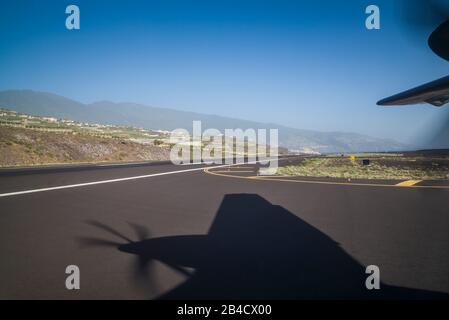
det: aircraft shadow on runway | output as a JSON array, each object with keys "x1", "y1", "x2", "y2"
[{"x1": 79, "y1": 193, "x2": 449, "y2": 300}]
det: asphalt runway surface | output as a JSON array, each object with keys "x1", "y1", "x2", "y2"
[{"x1": 1, "y1": 159, "x2": 449, "y2": 299}]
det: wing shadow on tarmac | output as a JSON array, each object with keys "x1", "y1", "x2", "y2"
[{"x1": 79, "y1": 193, "x2": 449, "y2": 299}]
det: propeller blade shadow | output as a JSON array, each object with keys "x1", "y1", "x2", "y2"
[{"x1": 85, "y1": 220, "x2": 133, "y2": 243}]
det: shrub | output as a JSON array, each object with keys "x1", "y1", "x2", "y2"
[{"x1": 153, "y1": 139, "x2": 164, "y2": 146}]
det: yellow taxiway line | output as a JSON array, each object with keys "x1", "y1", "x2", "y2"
[{"x1": 396, "y1": 180, "x2": 422, "y2": 187}]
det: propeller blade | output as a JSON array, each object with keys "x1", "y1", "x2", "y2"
[
  {"x1": 396, "y1": 0, "x2": 449, "y2": 44},
  {"x1": 424, "y1": 108, "x2": 449, "y2": 148},
  {"x1": 398, "y1": 0, "x2": 448, "y2": 28}
]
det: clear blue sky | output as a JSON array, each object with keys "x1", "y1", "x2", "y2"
[{"x1": 1, "y1": 0, "x2": 448, "y2": 143}]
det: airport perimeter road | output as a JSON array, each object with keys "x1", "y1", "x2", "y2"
[{"x1": 0, "y1": 161, "x2": 449, "y2": 299}]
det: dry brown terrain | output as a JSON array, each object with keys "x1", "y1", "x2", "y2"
[
  {"x1": 277, "y1": 153, "x2": 449, "y2": 180},
  {"x1": 0, "y1": 126, "x2": 170, "y2": 167}
]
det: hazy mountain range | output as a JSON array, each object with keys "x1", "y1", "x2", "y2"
[{"x1": 0, "y1": 90, "x2": 408, "y2": 153}]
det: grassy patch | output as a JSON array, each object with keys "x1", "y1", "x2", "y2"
[{"x1": 277, "y1": 157, "x2": 449, "y2": 180}]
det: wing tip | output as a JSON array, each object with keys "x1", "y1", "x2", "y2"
[{"x1": 376, "y1": 97, "x2": 402, "y2": 106}]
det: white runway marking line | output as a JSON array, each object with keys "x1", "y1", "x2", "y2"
[{"x1": 0, "y1": 162, "x2": 258, "y2": 198}]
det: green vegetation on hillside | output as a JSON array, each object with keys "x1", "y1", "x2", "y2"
[
  {"x1": 0, "y1": 107, "x2": 171, "y2": 143},
  {"x1": 0, "y1": 108, "x2": 277, "y2": 167},
  {"x1": 277, "y1": 155, "x2": 449, "y2": 180},
  {"x1": 0, "y1": 109, "x2": 173, "y2": 167}
]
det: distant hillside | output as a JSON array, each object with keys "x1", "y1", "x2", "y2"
[
  {"x1": 0, "y1": 126, "x2": 170, "y2": 167},
  {"x1": 0, "y1": 90, "x2": 407, "y2": 153}
]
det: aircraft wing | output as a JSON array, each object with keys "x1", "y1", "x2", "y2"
[{"x1": 377, "y1": 75, "x2": 449, "y2": 107}]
